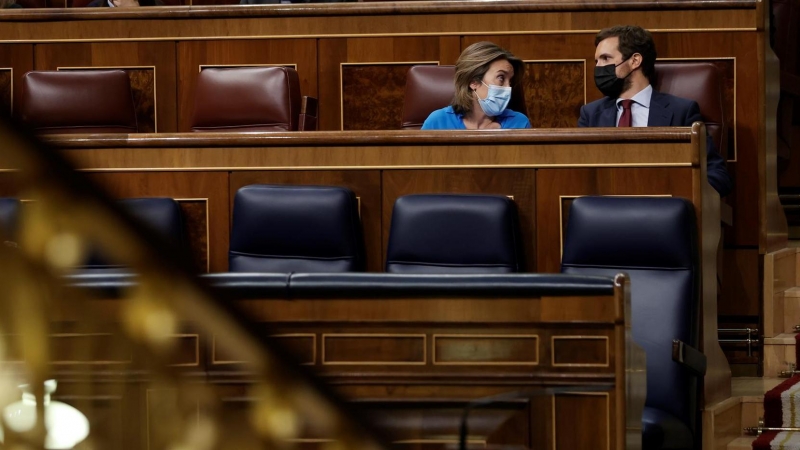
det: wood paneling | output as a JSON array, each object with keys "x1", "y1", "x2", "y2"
[
  {"x1": 0, "y1": 44, "x2": 33, "y2": 119},
  {"x1": 342, "y1": 63, "x2": 432, "y2": 131},
  {"x1": 536, "y1": 168, "x2": 694, "y2": 273},
  {"x1": 86, "y1": 171, "x2": 229, "y2": 272},
  {"x1": 0, "y1": 68, "x2": 11, "y2": 117},
  {"x1": 176, "y1": 39, "x2": 317, "y2": 132},
  {"x1": 229, "y1": 170, "x2": 382, "y2": 272},
  {"x1": 434, "y1": 335, "x2": 539, "y2": 364},
  {"x1": 322, "y1": 334, "x2": 426, "y2": 365},
  {"x1": 523, "y1": 61, "x2": 585, "y2": 128},
  {"x1": 554, "y1": 394, "x2": 612, "y2": 450},
  {"x1": 179, "y1": 199, "x2": 209, "y2": 273},
  {"x1": 319, "y1": 37, "x2": 461, "y2": 130},
  {"x1": 34, "y1": 42, "x2": 178, "y2": 132},
  {"x1": 382, "y1": 169, "x2": 536, "y2": 271}
]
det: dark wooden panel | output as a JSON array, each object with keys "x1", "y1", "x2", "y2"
[
  {"x1": 523, "y1": 61, "x2": 585, "y2": 128},
  {"x1": 342, "y1": 63, "x2": 433, "y2": 131},
  {"x1": 176, "y1": 39, "x2": 317, "y2": 132},
  {"x1": 382, "y1": 169, "x2": 536, "y2": 271},
  {"x1": 554, "y1": 394, "x2": 611, "y2": 450},
  {"x1": 319, "y1": 37, "x2": 461, "y2": 131},
  {"x1": 86, "y1": 172, "x2": 229, "y2": 272},
  {"x1": 719, "y1": 248, "x2": 760, "y2": 317},
  {"x1": 34, "y1": 42, "x2": 178, "y2": 132},
  {"x1": 58, "y1": 66, "x2": 156, "y2": 133},
  {"x1": 536, "y1": 168, "x2": 694, "y2": 273},
  {"x1": 229, "y1": 170, "x2": 383, "y2": 272},
  {"x1": 50, "y1": 333, "x2": 132, "y2": 364},
  {"x1": 322, "y1": 334, "x2": 425, "y2": 364},
  {"x1": 0, "y1": 68, "x2": 11, "y2": 118},
  {"x1": 552, "y1": 336, "x2": 608, "y2": 366},
  {"x1": 0, "y1": 44, "x2": 33, "y2": 119},
  {"x1": 434, "y1": 335, "x2": 539, "y2": 364}
]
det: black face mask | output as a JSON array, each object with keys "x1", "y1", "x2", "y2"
[{"x1": 594, "y1": 58, "x2": 632, "y2": 98}]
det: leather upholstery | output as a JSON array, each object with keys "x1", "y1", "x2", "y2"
[
  {"x1": 561, "y1": 196, "x2": 700, "y2": 450},
  {"x1": 0, "y1": 198, "x2": 19, "y2": 240},
  {"x1": 68, "y1": 272, "x2": 616, "y2": 301},
  {"x1": 386, "y1": 194, "x2": 524, "y2": 274},
  {"x1": 20, "y1": 70, "x2": 138, "y2": 134},
  {"x1": 401, "y1": 65, "x2": 457, "y2": 129},
  {"x1": 653, "y1": 62, "x2": 726, "y2": 156},
  {"x1": 191, "y1": 67, "x2": 303, "y2": 132},
  {"x1": 229, "y1": 185, "x2": 365, "y2": 273},
  {"x1": 84, "y1": 198, "x2": 185, "y2": 269}
]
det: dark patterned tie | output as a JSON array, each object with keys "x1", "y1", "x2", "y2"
[{"x1": 618, "y1": 99, "x2": 633, "y2": 127}]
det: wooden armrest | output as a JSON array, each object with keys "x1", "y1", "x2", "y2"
[{"x1": 672, "y1": 339, "x2": 707, "y2": 377}]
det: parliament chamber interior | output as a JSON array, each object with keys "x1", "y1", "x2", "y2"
[{"x1": 0, "y1": 0, "x2": 798, "y2": 449}]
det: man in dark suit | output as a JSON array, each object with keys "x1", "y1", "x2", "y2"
[{"x1": 578, "y1": 25, "x2": 733, "y2": 197}]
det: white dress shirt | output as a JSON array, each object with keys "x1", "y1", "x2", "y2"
[{"x1": 615, "y1": 84, "x2": 653, "y2": 127}]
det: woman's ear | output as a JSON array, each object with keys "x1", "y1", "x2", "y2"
[{"x1": 469, "y1": 80, "x2": 481, "y2": 91}]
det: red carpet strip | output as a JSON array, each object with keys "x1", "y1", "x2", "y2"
[{"x1": 754, "y1": 376, "x2": 800, "y2": 449}]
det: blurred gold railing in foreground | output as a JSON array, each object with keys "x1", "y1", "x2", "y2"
[{"x1": 0, "y1": 120, "x2": 386, "y2": 450}]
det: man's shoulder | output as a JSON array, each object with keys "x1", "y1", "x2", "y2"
[
  {"x1": 581, "y1": 96, "x2": 615, "y2": 113},
  {"x1": 651, "y1": 90, "x2": 697, "y2": 111}
]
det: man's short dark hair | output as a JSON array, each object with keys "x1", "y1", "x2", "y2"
[{"x1": 595, "y1": 25, "x2": 657, "y2": 81}]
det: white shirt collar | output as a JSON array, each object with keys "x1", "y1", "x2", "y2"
[{"x1": 616, "y1": 84, "x2": 653, "y2": 109}]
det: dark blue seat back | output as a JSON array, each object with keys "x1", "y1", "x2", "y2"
[
  {"x1": 385, "y1": 194, "x2": 524, "y2": 274},
  {"x1": 0, "y1": 198, "x2": 20, "y2": 240},
  {"x1": 560, "y1": 196, "x2": 699, "y2": 450},
  {"x1": 229, "y1": 185, "x2": 365, "y2": 273},
  {"x1": 85, "y1": 198, "x2": 185, "y2": 269}
]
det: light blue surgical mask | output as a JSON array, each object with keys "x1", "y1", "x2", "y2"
[{"x1": 475, "y1": 81, "x2": 512, "y2": 117}]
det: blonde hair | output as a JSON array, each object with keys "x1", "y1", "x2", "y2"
[{"x1": 451, "y1": 41, "x2": 524, "y2": 115}]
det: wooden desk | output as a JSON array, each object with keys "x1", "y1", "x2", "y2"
[{"x1": 0, "y1": 126, "x2": 728, "y2": 411}]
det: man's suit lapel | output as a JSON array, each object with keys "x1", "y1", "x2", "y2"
[
  {"x1": 596, "y1": 98, "x2": 617, "y2": 127},
  {"x1": 647, "y1": 90, "x2": 673, "y2": 126}
]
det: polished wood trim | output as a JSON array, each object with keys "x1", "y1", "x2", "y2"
[
  {"x1": 551, "y1": 392, "x2": 612, "y2": 450},
  {"x1": 41, "y1": 128, "x2": 697, "y2": 148},
  {"x1": 199, "y1": 63, "x2": 297, "y2": 72},
  {"x1": 0, "y1": 1, "x2": 757, "y2": 22}
]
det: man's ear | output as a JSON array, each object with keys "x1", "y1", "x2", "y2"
[{"x1": 630, "y1": 53, "x2": 643, "y2": 70}]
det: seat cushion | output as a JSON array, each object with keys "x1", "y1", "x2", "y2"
[
  {"x1": 229, "y1": 185, "x2": 364, "y2": 273},
  {"x1": 385, "y1": 194, "x2": 524, "y2": 274},
  {"x1": 642, "y1": 407, "x2": 693, "y2": 450}
]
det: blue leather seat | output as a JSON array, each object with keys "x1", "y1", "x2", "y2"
[
  {"x1": 385, "y1": 194, "x2": 524, "y2": 274},
  {"x1": 0, "y1": 198, "x2": 20, "y2": 241},
  {"x1": 560, "y1": 196, "x2": 701, "y2": 450},
  {"x1": 229, "y1": 185, "x2": 364, "y2": 273},
  {"x1": 84, "y1": 198, "x2": 185, "y2": 270}
]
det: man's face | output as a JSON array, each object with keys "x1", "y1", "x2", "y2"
[{"x1": 594, "y1": 37, "x2": 624, "y2": 68}]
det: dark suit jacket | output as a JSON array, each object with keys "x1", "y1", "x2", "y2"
[{"x1": 577, "y1": 89, "x2": 733, "y2": 197}]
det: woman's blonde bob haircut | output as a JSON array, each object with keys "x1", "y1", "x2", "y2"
[{"x1": 451, "y1": 41, "x2": 524, "y2": 115}]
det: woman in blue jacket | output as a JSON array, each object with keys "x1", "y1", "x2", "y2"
[{"x1": 421, "y1": 42, "x2": 530, "y2": 130}]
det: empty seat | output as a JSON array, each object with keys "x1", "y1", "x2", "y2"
[
  {"x1": 229, "y1": 185, "x2": 364, "y2": 272},
  {"x1": 385, "y1": 194, "x2": 524, "y2": 274},
  {"x1": 83, "y1": 198, "x2": 185, "y2": 269},
  {"x1": 190, "y1": 67, "x2": 318, "y2": 132},
  {"x1": 401, "y1": 66, "x2": 457, "y2": 130},
  {"x1": 20, "y1": 70, "x2": 138, "y2": 134},
  {"x1": 561, "y1": 196, "x2": 704, "y2": 450},
  {"x1": 653, "y1": 62, "x2": 726, "y2": 156}
]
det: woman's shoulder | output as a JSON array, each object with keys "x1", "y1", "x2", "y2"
[
  {"x1": 499, "y1": 109, "x2": 531, "y2": 129},
  {"x1": 421, "y1": 106, "x2": 459, "y2": 130}
]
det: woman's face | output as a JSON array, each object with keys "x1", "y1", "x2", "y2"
[{"x1": 469, "y1": 58, "x2": 515, "y2": 100}]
